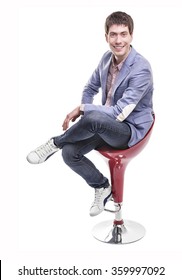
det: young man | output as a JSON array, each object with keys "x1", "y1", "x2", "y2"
[{"x1": 27, "y1": 11, "x2": 154, "y2": 217}]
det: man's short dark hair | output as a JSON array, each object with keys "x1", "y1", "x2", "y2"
[{"x1": 105, "y1": 11, "x2": 134, "y2": 35}]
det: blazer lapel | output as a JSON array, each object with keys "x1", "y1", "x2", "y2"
[
  {"x1": 100, "y1": 47, "x2": 137, "y2": 102},
  {"x1": 112, "y1": 46, "x2": 136, "y2": 93},
  {"x1": 100, "y1": 55, "x2": 112, "y2": 97},
  {"x1": 112, "y1": 63, "x2": 130, "y2": 92}
]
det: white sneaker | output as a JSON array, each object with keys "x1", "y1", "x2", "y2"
[
  {"x1": 26, "y1": 139, "x2": 59, "y2": 164},
  {"x1": 90, "y1": 185, "x2": 112, "y2": 217}
]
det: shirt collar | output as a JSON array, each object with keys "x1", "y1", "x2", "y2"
[
  {"x1": 111, "y1": 46, "x2": 132, "y2": 70},
  {"x1": 111, "y1": 55, "x2": 124, "y2": 71}
]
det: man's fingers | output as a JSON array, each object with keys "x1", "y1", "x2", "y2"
[{"x1": 62, "y1": 117, "x2": 70, "y2": 130}]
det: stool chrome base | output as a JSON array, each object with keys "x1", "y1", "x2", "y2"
[{"x1": 92, "y1": 219, "x2": 145, "y2": 244}]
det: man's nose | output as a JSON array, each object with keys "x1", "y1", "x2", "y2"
[{"x1": 115, "y1": 35, "x2": 122, "y2": 43}]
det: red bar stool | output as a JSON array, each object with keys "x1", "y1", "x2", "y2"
[{"x1": 92, "y1": 117, "x2": 155, "y2": 244}]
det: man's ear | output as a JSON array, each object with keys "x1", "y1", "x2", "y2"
[{"x1": 105, "y1": 33, "x2": 108, "y2": 43}]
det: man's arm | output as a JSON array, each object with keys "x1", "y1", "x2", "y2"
[
  {"x1": 62, "y1": 105, "x2": 83, "y2": 131},
  {"x1": 61, "y1": 66, "x2": 101, "y2": 131}
]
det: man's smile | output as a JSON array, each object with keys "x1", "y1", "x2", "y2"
[{"x1": 113, "y1": 45, "x2": 125, "y2": 48}]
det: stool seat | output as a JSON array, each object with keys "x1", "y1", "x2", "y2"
[{"x1": 92, "y1": 117, "x2": 155, "y2": 244}]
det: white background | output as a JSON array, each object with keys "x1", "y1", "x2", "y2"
[{"x1": 1, "y1": 0, "x2": 182, "y2": 279}]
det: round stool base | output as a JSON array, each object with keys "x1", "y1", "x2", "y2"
[{"x1": 92, "y1": 219, "x2": 145, "y2": 244}]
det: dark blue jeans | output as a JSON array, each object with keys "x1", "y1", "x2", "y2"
[{"x1": 53, "y1": 111, "x2": 131, "y2": 188}]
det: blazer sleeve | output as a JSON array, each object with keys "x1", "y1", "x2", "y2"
[{"x1": 81, "y1": 55, "x2": 105, "y2": 104}]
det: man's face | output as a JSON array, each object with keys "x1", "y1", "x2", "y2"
[{"x1": 105, "y1": 24, "x2": 133, "y2": 63}]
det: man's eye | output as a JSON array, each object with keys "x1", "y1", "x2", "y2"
[{"x1": 110, "y1": 33, "x2": 117, "y2": 38}]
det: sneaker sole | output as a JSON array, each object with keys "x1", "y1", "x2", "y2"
[{"x1": 44, "y1": 151, "x2": 58, "y2": 162}]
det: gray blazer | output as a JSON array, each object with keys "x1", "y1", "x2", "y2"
[{"x1": 81, "y1": 47, "x2": 154, "y2": 146}]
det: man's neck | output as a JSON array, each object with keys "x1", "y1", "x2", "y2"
[{"x1": 114, "y1": 46, "x2": 131, "y2": 65}]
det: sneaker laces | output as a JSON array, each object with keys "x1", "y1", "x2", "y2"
[
  {"x1": 35, "y1": 140, "x2": 56, "y2": 158},
  {"x1": 93, "y1": 188, "x2": 103, "y2": 206}
]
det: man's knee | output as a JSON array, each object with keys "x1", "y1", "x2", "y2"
[
  {"x1": 82, "y1": 111, "x2": 106, "y2": 127},
  {"x1": 84, "y1": 110, "x2": 103, "y2": 120}
]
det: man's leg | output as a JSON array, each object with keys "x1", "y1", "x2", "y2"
[
  {"x1": 62, "y1": 135, "x2": 109, "y2": 188},
  {"x1": 26, "y1": 111, "x2": 131, "y2": 216},
  {"x1": 54, "y1": 111, "x2": 131, "y2": 149},
  {"x1": 58, "y1": 111, "x2": 131, "y2": 216},
  {"x1": 27, "y1": 111, "x2": 131, "y2": 164},
  {"x1": 61, "y1": 135, "x2": 112, "y2": 216}
]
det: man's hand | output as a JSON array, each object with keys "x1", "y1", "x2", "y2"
[{"x1": 62, "y1": 106, "x2": 82, "y2": 131}]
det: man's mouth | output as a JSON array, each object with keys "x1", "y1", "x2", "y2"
[{"x1": 113, "y1": 45, "x2": 125, "y2": 50}]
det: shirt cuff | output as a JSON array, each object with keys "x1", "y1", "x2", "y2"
[{"x1": 80, "y1": 104, "x2": 85, "y2": 115}]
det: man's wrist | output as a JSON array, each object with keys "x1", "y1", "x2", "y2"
[{"x1": 80, "y1": 104, "x2": 85, "y2": 115}]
